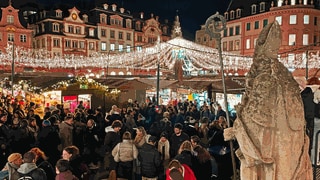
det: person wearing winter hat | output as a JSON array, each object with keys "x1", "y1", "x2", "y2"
[
  {"x1": 42, "y1": 120, "x2": 51, "y2": 127},
  {"x1": 1, "y1": 153, "x2": 23, "y2": 180}
]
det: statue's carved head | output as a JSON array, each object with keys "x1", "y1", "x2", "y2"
[{"x1": 254, "y1": 21, "x2": 282, "y2": 59}]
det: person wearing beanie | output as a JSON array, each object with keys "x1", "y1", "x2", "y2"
[
  {"x1": 42, "y1": 120, "x2": 51, "y2": 127},
  {"x1": 0, "y1": 153, "x2": 23, "y2": 180}
]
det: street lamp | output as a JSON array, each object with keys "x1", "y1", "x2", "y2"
[
  {"x1": 205, "y1": 12, "x2": 237, "y2": 180},
  {"x1": 156, "y1": 35, "x2": 160, "y2": 106}
]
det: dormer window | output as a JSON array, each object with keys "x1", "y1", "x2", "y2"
[
  {"x1": 260, "y1": 2, "x2": 265, "y2": 12},
  {"x1": 100, "y1": 14, "x2": 107, "y2": 24},
  {"x1": 230, "y1": 10, "x2": 235, "y2": 20},
  {"x1": 83, "y1": 14, "x2": 88, "y2": 22},
  {"x1": 251, "y1": 4, "x2": 257, "y2": 14},
  {"x1": 224, "y1": 12, "x2": 229, "y2": 20},
  {"x1": 126, "y1": 19, "x2": 131, "y2": 28},
  {"x1": 56, "y1": 10, "x2": 62, "y2": 18},
  {"x1": 236, "y1": 9, "x2": 241, "y2": 18}
]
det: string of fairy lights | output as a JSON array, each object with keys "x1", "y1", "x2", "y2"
[{"x1": 1, "y1": 37, "x2": 319, "y2": 73}]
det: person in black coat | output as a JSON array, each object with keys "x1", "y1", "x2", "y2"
[
  {"x1": 103, "y1": 120, "x2": 123, "y2": 171},
  {"x1": 169, "y1": 123, "x2": 189, "y2": 158},
  {"x1": 138, "y1": 136, "x2": 162, "y2": 179},
  {"x1": 36, "y1": 120, "x2": 61, "y2": 166}
]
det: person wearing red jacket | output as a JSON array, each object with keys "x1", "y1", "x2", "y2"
[{"x1": 166, "y1": 160, "x2": 196, "y2": 180}]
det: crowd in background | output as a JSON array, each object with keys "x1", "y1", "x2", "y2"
[{"x1": 0, "y1": 96, "x2": 239, "y2": 180}]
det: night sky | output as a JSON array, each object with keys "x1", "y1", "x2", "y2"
[{"x1": 6, "y1": 0, "x2": 230, "y2": 40}]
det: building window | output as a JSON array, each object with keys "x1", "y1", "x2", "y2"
[
  {"x1": 235, "y1": 40, "x2": 240, "y2": 50},
  {"x1": 246, "y1": 39, "x2": 250, "y2": 49},
  {"x1": 20, "y1": 35, "x2": 27, "y2": 43},
  {"x1": 314, "y1": 36, "x2": 317, "y2": 45},
  {"x1": 203, "y1": 37, "x2": 207, "y2": 42},
  {"x1": 275, "y1": 16, "x2": 282, "y2": 25},
  {"x1": 7, "y1": 15, "x2": 14, "y2": 24},
  {"x1": 41, "y1": 39, "x2": 45, "y2": 47},
  {"x1": 79, "y1": 41, "x2": 85, "y2": 49},
  {"x1": 224, "y1": 12, "x2": 229, "y2": 20},
  {"x1": 251, "y1": 4, "x2": 257, "y2": 14},
  {"x1": 101, "y1": 42, "x2": 106, "y2": 51},
  {"x1": 223, "y1": 42, "x2": 227, "y2": 51},
  {"x1": 260, "y1": 2, "x2": 265, "y2": 12},
  {"x1": 110, "y1": 43, "x2": 115, "y2": 51},
  {"x1": 314, "y1": 17, "x2": 318, "y2": 26},
  {"x1": 246, "y1": 23, "x2": 251, "y2": 31},
  {"x1": 8, "y1": 33, "x2": 14, "y2": 42},
  {"x1": 223, "y1": 29, "x2": 228, "y2": 37},
  {"x1": 136, "y1": 46, "x2": 142, "y2": 52},
  {"x1": 89, "y1": 29, "x2": 94, "y2": 36},
  {"x1": 254, "y1": 38, "x2": 257, "y2": 47},
  {"x1": 229, "y1": 27, "x2": 234, "y2": 36},
  {"x1": 235, "y1": 26, "x2": 240, "y2": 35},
  {"x1": 101, "y1": 29, "x2": 106, "y2": 37},
  {"x1": 126, "y1": 20, "x2": 131, "y2": 28},
  {"x1": 53, "y1": 23, "x2": 59, "y2": 32},
  {"x1": 56, "y1": 11, "x2": 62, "y2": 18},
  {"x1": 68, "y1": 25, "x2": 74, "y2": 33},
  {"x1": 254, "y1": 21, "x2": 259, "y2": 29},
  {"x1": 89, "y1": 42, "x2": 94, "y2": 50},
  {"x1": 229, "y1": 41, "x2": 234, "y2": 51},
  {"x1": 65, "y1": 40, "x2": 71, "y2": 48},
  {"x1": 119, "y1": 32, "x2": 123, "y2": 39},
  {"x1": 75, "y1": 27, "x2": 81, "y2": 34},
  {"x1": 290, "y1": 15, "x2": 297, "y2": 24},
  {"x1": 289, "y1": 34, "x2": 296, "y2": 45},
  {"x1": 119, "y1": 44, "x2": 123, "y2": 52},
  {"x1": 126, "y1": 33, "x2": 131, "y2": 40},
  {"x1": 53, "y1": 38, "x2": 60, "y2": 47},
  {"x1": 304, "y1": 15, "x2": 309, "y2": 24},
  {"x1": 288, "y1": 54, "x2": 295, "y2": 65},
  {"x1": 137, "y1": 36, "x2": 142, "y2": 42},
  {"x1": 263, "y1": 19, "x2": 268, "y2": 27},
  {"x1": 126, "y1": 45, "x2": 131, "y2": 52},
  {"x1": 72, "y1": 41, "x2": 78, "y2": 48},
  {"x1": 230, "y1": 11, "x2": 235, "y2": 20},
  {"x1": 303, "y1": 34, "x2": 309, "y2": 45},
  {"x1": 236, "y1": 9, "x2": 241, "y2": 18},
  {"x1": 135, "y1": 22, "x2": 141, "y2": 31},
  {"x1": 110, "y1": 30, "x2": 115, "y2": 38}
]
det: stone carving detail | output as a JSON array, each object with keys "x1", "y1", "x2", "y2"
[{"x1": 224, "y1": 21, "x2": 313, "y2": 179}]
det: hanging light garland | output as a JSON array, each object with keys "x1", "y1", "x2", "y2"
[{"x1": 1, "y1": 38, "x2": 319, "y2": 72}]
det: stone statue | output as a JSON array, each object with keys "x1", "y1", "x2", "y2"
[{"x1": 224, "y1": 21, "x2": 313, "y2": 179}]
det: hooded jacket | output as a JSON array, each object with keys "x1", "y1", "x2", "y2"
[{"x1": 17, "y1": 163, "x2": 47, "y2": 180}]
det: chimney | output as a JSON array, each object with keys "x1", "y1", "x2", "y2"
[
  {"x1": 112, "y1": 4, "x2": 117, "y2": 11},
  {"x1": 155, "y1": 16, "x2": 159, "y2": 21},
  {"x1": 120, "y1": 8, "x2": 125, "y2": 13},
  {"x1": 140, "y1": 12, "x2": 144, "y2": 19},
  {"x1": 103, "y1": 3, "x2": 108, "y2": 10}
]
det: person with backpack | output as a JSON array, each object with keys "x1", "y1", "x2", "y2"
[
  {"x1": 0, "y1": 153, "x2": 23, "y2": 180},
  {"x1": 17, "y1": 151, "x2": 47, "y2": 180}
]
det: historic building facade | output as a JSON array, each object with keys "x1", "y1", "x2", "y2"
[
  {"x1": 195, "y1": 0, "x2": 320, "y2": 59},
  {"x1": 0, "y1": 2, "x2": 33, "y2": 54}
]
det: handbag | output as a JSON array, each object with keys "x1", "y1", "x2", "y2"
[{"x1": 114, "y1": 143, "x2": 121, "y2": 162}]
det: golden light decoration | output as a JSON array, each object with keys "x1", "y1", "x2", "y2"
[{"x1": 0, "y1": 38, "x2": 319, "y2": 73}]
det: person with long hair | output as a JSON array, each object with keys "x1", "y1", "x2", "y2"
[
  {"x1": 62, "y1": 145, "x2": 89, "y2": 179},
  {"x1": 166, "y1": 159, "x2": 196, "y2": 180},
  {"x1": 133, "y1": 126, "x2": 149, "y2": 148},
  {"x1": 193, "y1": 145, "x2": 214, "y2": 180}
]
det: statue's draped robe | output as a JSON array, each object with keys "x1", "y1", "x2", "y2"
[{"x1": 229, "y1": 21, "x2": 313, "y2": 180}]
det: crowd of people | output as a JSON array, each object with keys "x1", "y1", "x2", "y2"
[{"x1": 0, "y1": 96, "x2": 239, "y2": 180}]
